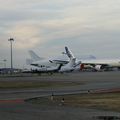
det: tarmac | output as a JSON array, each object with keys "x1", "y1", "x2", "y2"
[{"x1": 0, "y1": 71, "x2": 120, "y2": 120}]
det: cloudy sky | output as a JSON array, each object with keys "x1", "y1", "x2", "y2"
[{"x1": 0, "y1": 0, "x2": 120, "y2": 68}]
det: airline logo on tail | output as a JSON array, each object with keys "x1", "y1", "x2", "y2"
[{"x1": 65, "y1": 46, "x2": 75, "y2": 59}]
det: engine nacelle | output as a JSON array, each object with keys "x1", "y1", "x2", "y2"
[
  {"x1": 80, "y1": 64, "x2": 94, "y2": 70},
  {"x1": 80, "y1": 64, "x2": 84, "y2": 70},
  {"x1": 95, "y1": 65, "x2": 102, "y2": 71}
]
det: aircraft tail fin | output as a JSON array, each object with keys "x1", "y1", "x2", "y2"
[
  {"x1": 68, "y1": 58, "x2": 76, "y2": 67},
  {"x1": 65, "y1": 46, "x2": 81, "y2": 67},
  {"x1": 65, "y1": 46, "x2": 75, "y2": 59},
  {"x1": 29, "y1": 50, "x2": 44, "y2": 61},
  {"x1": 59, "y1": 58, "x2": 76, "y2": 72}
]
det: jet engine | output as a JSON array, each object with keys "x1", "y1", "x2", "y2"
[
  {"x1": 80, "y1": 64, "x2": 84, "y2": 70},
  {"x1": 95, "y1": 65, "x2": 102, "y2": 71}
]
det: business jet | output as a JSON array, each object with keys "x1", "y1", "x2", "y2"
[{"x1": 26, "y1": 50, "x2": 69, "y2": 73}]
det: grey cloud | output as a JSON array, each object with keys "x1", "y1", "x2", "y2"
[{"x1": 0, "y1": 0, "x2": 120, "y2": 68}]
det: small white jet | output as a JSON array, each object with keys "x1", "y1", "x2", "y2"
[{"x1": 26, "y1": 50, "x2": 69, "y2": 73}]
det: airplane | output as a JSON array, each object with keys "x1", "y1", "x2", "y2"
[
  {"x1": 26, "y1": 51, "x2": 67, "y2": 73},
  {"x1": 80, "y1": 59, "x2": 120, "y2": 71},
  {"x1": 27, "y1": 46, "x2": 120, "y2": 72},
  {"x1": 26, "y1": 46, "x2": 84, "y2": 73},
  {"x1": 65, "y1": 47, "x2": 120, "y2": 71},
  {"x1": 26, "y1": 47, "x2": 80, "y2": 73}
]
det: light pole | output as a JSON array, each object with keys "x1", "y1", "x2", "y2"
[
  {"x1": 3, "y1": 59, "x2": 7, "y2": 68},
  {"x1": 8, "y1": 38, "x2": 14, "y2": 73}
]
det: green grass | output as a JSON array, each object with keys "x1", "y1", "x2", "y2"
[
  {"x1": 0, "y1": 81, "x2": 83, "y2": 89},
  {"x1": 27, "y1": 92, "x2": 120, "y2": 112}
]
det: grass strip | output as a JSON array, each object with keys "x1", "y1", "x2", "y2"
[
  {"x1": 27, "y1": 92, "x2": 120, "y2": 112},
  {"x1": 0, "y1": 81, "x2": 83, "y2": 89}
]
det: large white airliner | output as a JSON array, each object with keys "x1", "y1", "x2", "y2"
[
  {"x1": 65, "y1": 47, "x2": 120, "y2": 71},
  {"x1": 80, "y1": 59, "x2": 120, "y2": 71}
]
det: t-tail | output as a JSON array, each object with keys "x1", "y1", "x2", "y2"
[
  {"x1": 65, "y1": 46, "x2": 75, "y2": 59},
  {"x1": 59, "y1": 58, "x2": 76, "y2": 72},
  {"x1": 64, "y1": 46, "x2": 81, "y2": 70}
]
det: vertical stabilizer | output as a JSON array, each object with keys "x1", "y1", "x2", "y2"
[
  {"x1": 29, "y1": 50, "x2": 44, "y2": 61},
  {"x1": 67, "y1": 58, "x2": 76, "y2": 67},
  {"x1": 65, "y1": 46, "x2": 75, "y2": 59},
  {"x1": 59, "y1": 58, "x2": 76, "y2": 72}
]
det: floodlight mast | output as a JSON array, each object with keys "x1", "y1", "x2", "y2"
[{"x1": 8, "y1": 38, "x2": 14, "y2": 73}]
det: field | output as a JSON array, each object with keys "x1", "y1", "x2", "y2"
[
  {"x1": 27, "y1": 92, "x2": 120, "y2": 112},
  {"x1": 0, "y1": 81, "x2": 83, "y2": 89}
]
